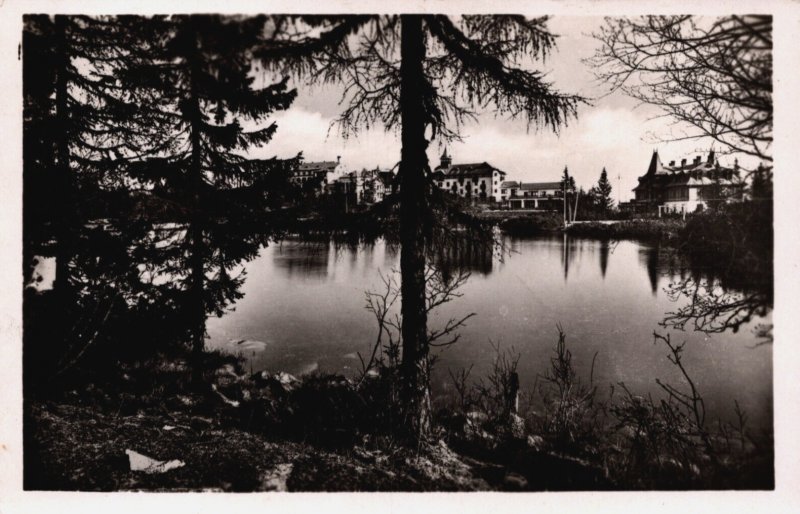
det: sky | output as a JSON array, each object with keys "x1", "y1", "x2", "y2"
[{"x1": 252, "y1": 16, "x2": 742, "y2": 203}]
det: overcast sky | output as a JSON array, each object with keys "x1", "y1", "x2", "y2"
[{"x1": 252, "y1": 16, "x2": 742, "y2": 203}]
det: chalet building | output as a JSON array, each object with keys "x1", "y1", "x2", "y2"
[
  {"x1": 432, "y1": 150, "x2": 506, "y2": 202},
  {"x1": 500, "y1": 181, "x2": 568, "y2": 209},
  {"x1": 329, "y1": 167, "x2": 397, "y2": 206},
  {"x1": 359, "y1": 167, "x2": 397, "y2": 204},
  {"x1": 633, "y1": 150, "x2": 744, "y2": 214},
  {"x1": 291, "y1": 157, "x2": 343, "y2": 194}
]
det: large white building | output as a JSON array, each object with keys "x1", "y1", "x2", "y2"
[
  {"x1": 290, "y1": 157, "x2": 344, "y2": 194},
  {"x1": 432, "y1": 150, "x2": 506, "y2": 203},
  {"x1": 633, "y1": 150, "x2": 744, "y2": 214}
]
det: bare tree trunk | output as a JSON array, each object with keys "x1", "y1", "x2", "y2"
[
  {"x1": 398, "y1": 14, "x2": 432, "y2": 439},
  {"x1": 186, "y1": 23, "x2": 206, "y2": 374}
]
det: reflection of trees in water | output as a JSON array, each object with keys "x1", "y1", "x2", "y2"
[
  {"x1": 637, "y1": 244, "x2": 661, "y2": 295},
  {"x1": 599, "y1": 240, "x2": 610, "y2": 279},
  {"x1": 661, "y1": 278, "x2": 771, "y2": 338},
  {"x1": 656, "y1": 244, "x2": 772, "y2": 341},
  {"x1": 561, "y1": 234, "x2": 578, "y2": 282},
  {"x1": 433, "y1": 234, "x2": 493, "y2": 279},
  {"x1": 273, "y1": 240, "x2": 331, "y2": 279}
]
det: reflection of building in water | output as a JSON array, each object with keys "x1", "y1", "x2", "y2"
[
  {"x1": 272, "y1": 241, "x2": 331, "y2": 279},
  {"x1": 632, "y1": 149, "x2": 744, "y2": 215},
  {"x1": 638, "y1": 245, "x2": 661, "y2": 295},
  {"x1": 433, "y1": 236, "x2": 494, "y2": 277}
]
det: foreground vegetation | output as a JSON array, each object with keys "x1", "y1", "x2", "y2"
[{"x1": 25, "y1": 325, "x2": 772, "y2": 491}]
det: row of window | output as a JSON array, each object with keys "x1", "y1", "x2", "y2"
[{"x1": 501, "y1": 190, "x2": 562, "y2": 198}]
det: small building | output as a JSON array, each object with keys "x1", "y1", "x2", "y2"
[
  {"x1": 499, "y1": 180, "x2": 571, "y2": 210},
  {"x1": 632, "y1": 149, "x2": 744, "y2": 214},
  {"x1": 359, "y1": 167, "x2": 396, "y2": 204},
  {"x1": 432, "y1": 150, "x2": 506, "y2": 203}
]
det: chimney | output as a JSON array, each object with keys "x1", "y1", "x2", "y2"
[
  {"x1": 694, "y1": 155, "x2": 701, "y2": 165},
  {"x1": 669, "y1": 160, "x2": 675, "y2": 166},
  {"x1": 336, "y1": 155, "x2": 341, "y2": 164},
  {"x1": 681, "y1": 158, "x2": 687, "y2": 167}
]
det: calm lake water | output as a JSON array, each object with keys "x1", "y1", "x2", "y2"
[{"x1": 207, "y1": 235, "x2": 772, "y2": 429}]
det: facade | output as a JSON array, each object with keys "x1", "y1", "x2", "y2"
[
  {"x1": 359, "y1": 167, "x2": 397, "y2": 204},
  {"x1": 633, "y1": 150, "x2": 744, "y2": 214},
  {"x1": 432, "y1": 150, "x2": 506, "y2": 202},
  {"x1": 291, "y1": 157, "x2": 343, "y2": 195},
  {"x1": 500, "y1": 181, "x2": 567, "y2": 209}
]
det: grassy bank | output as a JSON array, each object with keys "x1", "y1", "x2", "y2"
[
  {"x1": 479, "y1": 210, "x2": 684, "y2": 240},
  {"x1": 565, "y1": 219, "x2": 684, "y2": 241},
  {"x1": 490, "y1": 212, "x2": 564, "y2": 236}
]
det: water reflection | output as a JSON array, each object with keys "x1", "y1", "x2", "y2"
[
  {"x1": 272, "y1": 240, "x2": 331, "y2": 279},
  {"x1": 599, "y1": 240, "x2": 610, "y2": 279},
  {"x1": 638, "y1": 244, "x2": 661, "y2": 295},
  {"x1": 203, "y1": 234, "x2": 772, "y2": 431},
  {"x1": 31, "y1": 215, "x2": 773, "y2": 430},
  {"x1": 433, "y1": 235, "x2": 494, "y2": 278}
]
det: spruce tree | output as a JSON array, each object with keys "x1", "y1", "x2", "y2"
[
  {"x1": 597, "y1": 167, "x2": 614, "y2": 212},
  {"x1": 114, "y1": 15, "x2": 298, "y2": 362},
  {"x1": 23, "y1": 15, "x2": 167, "y2": 380}
]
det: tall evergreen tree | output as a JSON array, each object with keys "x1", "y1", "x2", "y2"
[
  {"x1": 597, "y1": 167, "x2": 614, "y2": 212},
  {"x1": 23, "y1": 15, "x2": 173, "y2": 382},
  {"x1": 256, "y1": 15, "x2": 583, "y2": 437},
  {"x1": 115, "y1": 15, "x2": 298, "y2": 363},
  {"x1": 23, "y1": 15, "x2": 139, "y2": 291},
  {"x1": 560, "y1": 166, "x2": 576, "y2": 192}
]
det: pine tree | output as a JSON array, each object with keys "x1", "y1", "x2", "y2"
[
  {"x1": 597, "y1": 167, "x2": 614, "y2": 212},
  {"x1": 560, "y1": 166, "x2": 576, "y2": 192},
  {"x1": 256, "y1": 15, "x2": 583, "y2": 438}
]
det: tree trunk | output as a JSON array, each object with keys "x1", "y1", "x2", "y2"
[
  {"x1": 398, "y1": 14, "x2": 432, "y2": 439},
  {"x1": 186, "y1": 23, "x2": 206, "y2": 370},
  {"x1": 53, "y1": 16, "x2": 73, "y2": 295}
]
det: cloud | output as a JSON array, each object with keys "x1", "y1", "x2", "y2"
[{"x1": 252, "y1": 108, "x2": 402, "y2": 171}]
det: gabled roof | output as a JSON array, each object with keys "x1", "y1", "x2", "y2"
[
  {"x1": 434, "y1": 162, "x2": 506, "y2": 177},
  {"x1": 297, "y1": 161, "x2": 338, "y2": 172},
  {"x1": 638, "y1": 150, "x2": 739, "y2": 189}
]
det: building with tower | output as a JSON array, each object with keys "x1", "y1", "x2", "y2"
[{"x1": 431, "y1": 149, "x2": 507, "y2": 203}]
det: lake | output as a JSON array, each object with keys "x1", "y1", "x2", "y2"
[{"x1": 206, "y1": 235, "x2": 772, "y2": 430}]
